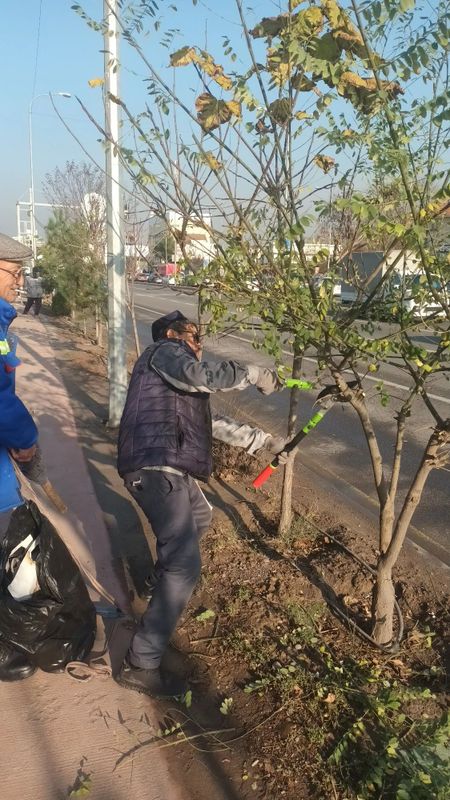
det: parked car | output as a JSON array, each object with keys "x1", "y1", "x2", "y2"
[
  {"x1": 312, "y1": 273, "x2": 341, "y2": 300},
  {"x1": 369, "y1": 272, "x2": 449, "y2": 321},
  {"x1": 397, "y1": 274, "x2": 449, "y2": 319},
  {"x1": 135, "y1": 271, "x2": 151, "y2": 282}
]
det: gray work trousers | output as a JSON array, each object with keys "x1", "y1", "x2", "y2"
[{"x1": 124, "y1": 469, "x2": 212, "y2": 669}]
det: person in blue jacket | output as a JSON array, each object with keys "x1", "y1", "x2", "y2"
[{"x1": 0, "y1": 240, "x2": 40, "y2": 682}]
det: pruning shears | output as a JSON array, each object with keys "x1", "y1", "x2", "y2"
[{"x1": 252, "y1": 380, "x2": 359, "y2": 489}]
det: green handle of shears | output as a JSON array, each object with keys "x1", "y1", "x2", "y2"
[{"x1": 284, "y1": 379, "x2": 314, "y2": 390}]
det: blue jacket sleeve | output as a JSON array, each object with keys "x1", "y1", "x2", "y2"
[{"x1": 0, "y1": 381, "x2": 38, "y2": 450}]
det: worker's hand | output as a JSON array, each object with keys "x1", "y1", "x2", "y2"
[
  {"x1": 16, "y1": 444, "x2": 48, "y2": 485},
  {"x1": 265, "y1": 435, "x2": 289, "y2": 464},
  {"x1": 10, "y1": 445, "x2": 37, "y2": 463},
  {"x1": 255, "y1": 368, "x2": 284, "y2": 395}
]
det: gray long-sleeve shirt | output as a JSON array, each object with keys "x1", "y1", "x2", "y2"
[
  {"x1": 24, "y1": 276, "x2": 44, "y2": 298},
  {"x1": 148, "y1": 342, "x2": 270, "y2": 455}
]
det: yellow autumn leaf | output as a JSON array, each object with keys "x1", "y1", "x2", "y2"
[
  {"x1": 170, "y1": 46, "x2": 198, "y2": 67},
  {"x1": 171, "y1": 47, "x2": 233, "y2": 91},
  {"x1": 267, "y1": 48, "x2": 290, "y2": 86},
  {"x1": 291, "y1": 73, "x2": 315, "y2": 92},
  {"x1": 201, "y1": 152, "x2": 223, "y2": 171},
  {"x1": 321, "y1": 0, "x2": 366, "y2": 58},
  {"x1": 250, "y1": 15, "x2": 287, "y2": 39},
  {"x1": 195, "y1": 93, "x2": 241, "y2": 132},
  {"x1": 268, "y1": 98, "x2": 293, "y2": 124},
  {"x1": 292, "y1": 7, "x2": 324, "y2": 40},
  {"x1": 197, "y1": 52, "x2": 233, "y2": 91},
  {"x1": 337, "y1": 71, "x2": 403, "y2": 113},
  {"x1": 314, "y1": 154, "x2": 335, "y2": 173},
  {"x1": 88, "y1": 77, "x2": 104, "y2": 88}
]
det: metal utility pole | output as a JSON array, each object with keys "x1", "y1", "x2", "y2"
[{"x1": 104, "y1": 0, "x2": 127, "y2": 426}]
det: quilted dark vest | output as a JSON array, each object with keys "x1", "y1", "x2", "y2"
[{"x1": 117, "y1": 340, "x2": 212, "y2": 480}]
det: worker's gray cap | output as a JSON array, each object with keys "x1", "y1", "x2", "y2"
[{"x1": 0, "y1": 233, "x2": 32, "y2": 262}]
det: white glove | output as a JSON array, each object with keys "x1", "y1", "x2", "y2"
[
  {"x1": 265, "y1": 435, "x2": 289, "y2": 464},
  {"x1": 255, "y1": 368, "x2": 284, "y2": 395}
]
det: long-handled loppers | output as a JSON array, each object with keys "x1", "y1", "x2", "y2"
[{"x1": 252, "y1": 380, "x2": 359, "y2": 489}]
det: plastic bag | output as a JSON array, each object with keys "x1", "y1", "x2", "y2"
[{"x1": 0, "y1": 501, "x2": 96, "y2": 672}]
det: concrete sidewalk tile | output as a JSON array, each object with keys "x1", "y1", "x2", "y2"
[{"x1": 0, "y1": 669, "x2": 186, "y2": 800}]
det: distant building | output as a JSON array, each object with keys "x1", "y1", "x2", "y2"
[
  {"x1": 340, "y1": 249, "x2": 421, "y2": 304},
  {"x1": 303, "y1": 241, "x2": 335, "y2": 261},
  {"x1": 148, "y1": 211, "x2": 213, "y2": 269},
  {"x1": 431, "y1": 205, "x2": 449, "y2": 255}
]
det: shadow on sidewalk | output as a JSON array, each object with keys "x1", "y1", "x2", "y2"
[{"x1": 18, "y1": 333, "x2": 154, "y2": 600}]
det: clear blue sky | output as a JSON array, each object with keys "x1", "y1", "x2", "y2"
[
  {"x1": 0, "y1": 0, "x2": 273, "y2": 236},
  {"x1": 0, "y1": 1, "x2": 439, "y2": 237},
  {"x1": 1, "y1": 1, "x2": 100, "y2": 234}
]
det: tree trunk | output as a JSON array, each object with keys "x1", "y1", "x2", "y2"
[
  {"x1": 125, "y1": 274, "x2": 141, "y2": 358},
  {"x1": 372, "y1": 424, "x2": 448, "y2": 644},
  {"x1": 95, "y1": 305, "x2": 101, "y2": 346},
  {"x1": 130, "y1": 309, "x2": 141, "y2": 359},
  {"x1": 98, "y1": 321, "x2": 103, "y2": 349},
  {"x1": 379, "y1": 501, "x2": 395, "y2": 554},
  {"x1": 278, "y1": 350, "x2": 302, "y2": 536},
  {"x1": 372, "y1": 556, "x2": 395, "y2": 646}
]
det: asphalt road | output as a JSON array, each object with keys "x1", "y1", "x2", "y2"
[{"x1": 127, "y1": 285, "x2": 450, "y2": 566}]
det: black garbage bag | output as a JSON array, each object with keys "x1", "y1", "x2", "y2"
[{"x1": 0, "y1": 501, "x2": 96, "y2": 672}]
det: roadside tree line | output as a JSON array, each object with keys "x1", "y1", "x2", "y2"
[{"x1": 51, "y1": 0, "x2": 450, "y2": 649}]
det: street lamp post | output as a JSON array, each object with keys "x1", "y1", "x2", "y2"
[
  {"x1": 104, "y1": 0, "x2": 127, "y2": 426},
  {"x1": 28, "y1": 91, "x2": 71, "y2": 265}
]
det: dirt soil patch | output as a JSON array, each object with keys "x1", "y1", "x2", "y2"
[{"x1": 45, "y1": 316, "x2": 449, "y2": 800}]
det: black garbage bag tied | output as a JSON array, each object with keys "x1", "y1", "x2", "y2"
[{"x1": 0, "y1": 502, "x2": 96, "y2": 672}]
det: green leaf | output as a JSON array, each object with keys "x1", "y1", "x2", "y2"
[
  {"x1": 70, "y1": 778, "x2": 92, "y2": 798},
  {"x1": 219, "y1": 697, "x2": 234, "y2": 715},
  {"x1": 195, "y1": 608, "x2": 215, "y2": 622}
]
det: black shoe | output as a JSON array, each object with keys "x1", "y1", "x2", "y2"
[
  {"x1": 140, "y1": 579, "x2": 154, "y2": 602},
  {"x1": 139, "y1": 568, "x2": 158, "y2": 602},
  {"x1": 0, "y1": 642, "x2": 36, "y2": 682},
  {"x1": 115, "y1": 658, "x2": 187, "y2": 699}
]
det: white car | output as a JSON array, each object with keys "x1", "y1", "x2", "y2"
[
  {"x1": 313, "y1": 273, "x2": 341, "y2": 299},
  {"x1": 401, "y1": 275, "x2": 449, "y2": 319}
]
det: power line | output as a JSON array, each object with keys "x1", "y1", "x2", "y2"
[{"x1": 31, "y1": 0, "x2": 43, "y2": 99}]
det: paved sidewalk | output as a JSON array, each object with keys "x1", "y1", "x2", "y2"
[
  {"x1": 0, "y1": 312, "x2": 187, "y2": 800},
  {"x1": 14, "y1": 314, "x2": 130, "y2": 612}
]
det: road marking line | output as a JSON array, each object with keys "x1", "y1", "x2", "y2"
[{"x1": 134, "y1": 304, "x2": 450, "y2": 407}]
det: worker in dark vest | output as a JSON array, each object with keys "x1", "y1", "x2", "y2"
[{"x1": 116, "y1": 309, "x2": 287, "y2": 698}]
